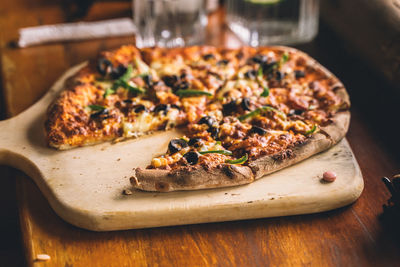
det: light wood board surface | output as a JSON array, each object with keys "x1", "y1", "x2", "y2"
[{"x1": 0, "y1": 62, "x2": 363, "y2": 231}]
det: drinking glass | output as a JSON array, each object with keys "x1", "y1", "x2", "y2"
[
  {"x1": 133, "y1": 0, "x2": 207, "y2": 48},
  {"x1": 226, "y1": 0, "x2": 320, "y2": 46}
]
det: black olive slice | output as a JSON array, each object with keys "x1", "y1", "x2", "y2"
[
  {"x1": 208, "y1": 126, "x2": 220, "y2": 139},
  {"x1": 153, "y1": 104, "x2": 170, "y2": 114},
  {"x1": 198, "y1": 116, "x2": 216, "y2": 127},
  {"x1": 163, "y1": 75, "x2": 179, "y2": 87},
  {"x1": 250, "y1": 54, "x2": 268, "y2": 64},
  {"x1": 133, "y1": 105, "x2": 148, "y2": 113},
  {"x1": 222, "y1": 100, "x2": 238, "y2": 115},
  {"x1": 288, "y1": 109, "x2": 304, "y2": 116},
  {"x1": 188, "y1": 138, "x2": 204, "y2": 148},
  {"x1": 203, "y1": 54, "x2": 215, "y2": 60},
  {"x1": 183, "y1": 151, "x2": 199, "y2": 165},
  {"x1": 275, "y1": 71, "x2": 284, "y2": 81},
  {"x1": 249, "y1": 126, "x2": 268, "y2": 135},
  {"x1": 244, "y1": 70, "x2": 257, "y2": 80},
  {"x1": 262, "y1": 60, "x2": 278, "y2": 73},
  {"x1": 90, "y1": 108, "x2": 109, "y2": 119},
  {"x1": 123, "y1": 99, "x2": 133, "y2": 104},
  {"x1": 168, "y1": 139, "x2": 188, "y2": 154},
  {"x1": 142, "y1": 74, "x2": 153, "y2": 86},
  {"x1": 97, "y1": 58, "x2": 113, "y2": 76},
  {"x1": 217, "y1": 59, "x2": 229, "y2": 65},
  {"x1": 170, "y1": 104, "x2": 181, "y2": 110},
  {"x1": 241, "y1": 98, "x2": 252, "y2": 111},
  {"x1": 174, "y1": 81, "x2": 189, "y2": 91},
  {"x1": 110, "y1": 65, "x2": 127, "y2": 79},
  {"x1": 294, "y1": 70, "x2": 305, "y2": 79}
]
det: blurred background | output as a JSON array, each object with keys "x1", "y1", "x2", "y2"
[{"x1": 0, "y1": 0, "x2": 399, "y2": 266}]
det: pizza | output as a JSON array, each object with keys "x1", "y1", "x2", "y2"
[{"x1": 45, "y1": 45, "x2": 350, "y2": 192}]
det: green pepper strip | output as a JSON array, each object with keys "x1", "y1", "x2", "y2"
[
  {"x1": 261, "y1": 87, "x2": 269, "y2": 97},
  {"x1": 257, "y1": 66, "x2": 263, "y2": 77},
  {"x1": 226, "y1": 154, "x2": 248, "y2": 164},
  {"x1": 280, "y1": 52, "x2": 289, "y2": 65},
  {"x1": 119, "y1": 65, "x2": 133, "y2": 82},
  {"x1": 113, "y1": 80, "x2": 145, "y2": 94},
  {"x1": 305, "y1": 125, "x2": 317, "y2": 135},
  {"x1": 199, "y1": 150, "x2": 232, "y2": 156},
  {"x1": 238, "y1": 105, "x2": 285, "y2": 121},
  {"x1": 103, "y1": 88, "x2": 115, "y2": 98},
  {"x1": 88, "y1": 104, "x2": 106, "y2": 111},
  {"x1": 175, "y1": 89, "x2": 213, "y2": 97}
]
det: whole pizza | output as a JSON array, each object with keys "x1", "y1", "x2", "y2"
[{"x1": 45, "y1": 45, "x2": 350, "y2": 192}]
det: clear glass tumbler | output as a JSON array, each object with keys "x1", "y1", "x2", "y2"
[
  {"x1": 226, "y1": 0, "x2": 320, "y2": 46},
  {"x1": 133, "y1": 0, "x2": 207, "y2": 48}
]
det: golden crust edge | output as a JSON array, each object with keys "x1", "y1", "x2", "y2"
[{"x1": 131, "y1": 164, "x2": 254, "y2": 192}]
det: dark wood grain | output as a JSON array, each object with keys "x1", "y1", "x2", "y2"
[
  {"x1": 321, "y1": 0, "x2": 400, "y2": 89},
  {"x1": 1, "y1": 1, "x2": 400, "y2": 266}
]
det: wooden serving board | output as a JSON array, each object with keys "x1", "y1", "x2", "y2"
[{"x1": 0, "y1": 63, "x2": 364, "y2": 231}]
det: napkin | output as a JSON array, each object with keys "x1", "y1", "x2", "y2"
[{"x1": 18, "y1": 18, "x2": 136, "y2": 47}]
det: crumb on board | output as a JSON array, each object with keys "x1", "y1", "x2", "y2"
[
  {"x1": 123, "y1": 189, "x2": 133, "y2": 195},
  {"x1": 35, "y1": 254, "x2": 51, "y2": 261},
  {"x1": 322, "y1": 171, "x2": 337, "y2": 182}
]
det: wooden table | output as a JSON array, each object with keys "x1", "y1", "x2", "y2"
[{"x1": 1, "y1": 1, "x2": 400, "y2": 266}]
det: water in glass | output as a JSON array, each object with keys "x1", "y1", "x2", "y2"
[
  {"x1": 133, "y1": 0, "x2": 207, "y2": 48},
  {"x1": 226, "y1": 0, "x2": 319, "y2": 46}
]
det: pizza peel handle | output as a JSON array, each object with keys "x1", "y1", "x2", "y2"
[
  {"x1": 0, "y1": 62, "x2": 86, "y2": 178},
  {"x1": 0, "y1": 114, "x2": 29, "y2": 172},
  {"x1": 0, "y1": 108, "x2": 42, "y2": 178}
]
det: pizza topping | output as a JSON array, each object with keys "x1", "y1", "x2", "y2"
[
  {"x1": 110, "y1": 65, "x2": 128, "y2": 80},
  {"x1": 222, "y1": 100, "x2": 239, "y2": 115},
  {"x1": 103, "y1": 88, "x2": 115, "y2": 98},
  {"x1": 208, "y1": 126, "x2": 220, "y2": 139},
  {"x1": 133, "y1": 104, "x2": 148, "y2": 113},
  {"x1": 88, "y1": 104, "x2": 106, "y2": 111},
  {"x1": 261, "y1": 87, "x2": 270, "y2": 97},
  {"x1": 203, "y1": 54, "x2": 215, "y2": 60},
  {"x1": 153, "y1": 104, "x2": 169, "y2": 114},
  {"x1": 97, "y1": 58, "x2": 114, "y2": 76},
  {"x1": 188, "y1": 138, "x2": 204, "y2": 148},
  {"x1": 90, "y1": 107, "x2": 109, "y2": 119},
  {"x1": 119, "y1": 64, "x2": 133, "y2": 80},
  {"x1": 294, "y1": 70, "x2": 305, "y2": 79},
  {"x1": 226, "y1": 154, "x2": 248, "y2": 165},
  {"x1": 305, "y1": 125, "x2": 317, "y2": 135},
  {"x1": 175, "y1": 89, "x2": 212, "y2": 97},
  {"x1": 198, "y1": 116, "x2": 217, "y2": 127},
  {"x1": 183, "y1": 151, "x2": 199, "y2": 165},
  {"x1": 241, "y1": 97, "x2": 252, "y2": 111},
  {"x1": 249, "y1": 126, "x2": 268, "y2": 135},
  {"x1": 238, "y1": 105, "x2": 285, "y2": 122},
  {"x1": 199, "y1": 150, "x2": 233, "y2": 156},
  {"x1": 249, "y1": 54, "x2": 268, "y2": 64},
  {"x1": 168, "y1": 138, "x2": 188, "y2": 154}
]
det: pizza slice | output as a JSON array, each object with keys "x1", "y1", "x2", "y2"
[
  {"x1": 131, "y1": 47, "x2": 350, "y2": 192},
  {"x1": 46, "y1": 45, "x2": 188, "y2": 149}
]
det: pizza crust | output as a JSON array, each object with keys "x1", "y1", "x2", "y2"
[{"x1": 132, "y1": 164, "x2": 254, "y2": 192}]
